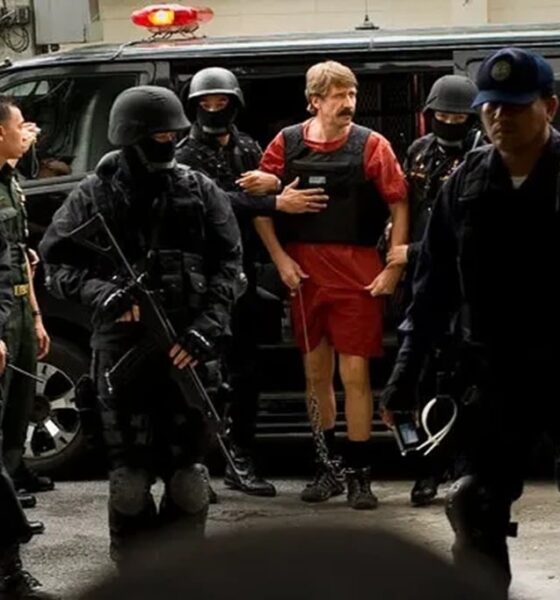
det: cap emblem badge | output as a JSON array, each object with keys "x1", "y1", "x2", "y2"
[{"x1": 490, "y1": 60, "x2": 512, "y2": 82}]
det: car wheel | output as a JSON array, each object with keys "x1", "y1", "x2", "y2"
[{"x1": 24, "y1": 336, "x2": 91, "y2": 476}]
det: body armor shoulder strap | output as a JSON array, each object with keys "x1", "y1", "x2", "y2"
[
  {"x1": 282, "y1": 124, "x2": 306, "y2": 161},
  {"x1": 345, "y1": 124, "x2": 371, "y2": 156}
]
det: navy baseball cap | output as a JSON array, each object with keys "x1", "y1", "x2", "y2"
[{"x1": 472, "y1": 47, "x2": 555, "y2": 107}]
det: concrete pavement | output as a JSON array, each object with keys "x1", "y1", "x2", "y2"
[{"x1": 21, "y1": 479, "x2": 560, "y2": 599}]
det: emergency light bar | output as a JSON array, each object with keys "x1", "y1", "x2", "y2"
[{"x1": 131, "y1": 4, "x2": 213, "y2": 33}]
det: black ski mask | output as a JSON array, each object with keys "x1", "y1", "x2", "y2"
[
  {"x1": 431, "y1": 118, "x2": 471, "y2": 146},
  {"x1": 133, "y1": 136, "x2": 177, "y2": 172},
  {"x1": 122, "y1": 137, "x2": 177, "y2": 200},
  {"x1": 196, "y1": 102, "x2": 238, "y2": 136}
]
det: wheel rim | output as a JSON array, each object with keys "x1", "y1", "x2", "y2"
[{"x1": 24, "y1": 361, "x2": 81, "y2": 462}]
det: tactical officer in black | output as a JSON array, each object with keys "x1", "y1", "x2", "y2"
[
  {"x1": 386, "y1": 75, "x2": 481, "y2": 506},
  {"x1": 39, "y1": 86, "x2": 242, "y2": 562},
  {"x1": 382, "y1": 48, "x2": 560, "y2": 596},
  {"x1": 176, "y1": 67, "x2": 326, "y2": 498}
]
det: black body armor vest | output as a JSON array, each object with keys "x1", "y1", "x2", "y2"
[{"x1": 277, "y1": 124, "x2": 388, "y2": 246}]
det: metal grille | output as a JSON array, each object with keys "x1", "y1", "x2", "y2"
[
  {"x1": 356, "y1": 78, "x2": 382, "y2": 113},
  {"x1": 354, "y1": 74, "x2": 416, "y2": 160}
]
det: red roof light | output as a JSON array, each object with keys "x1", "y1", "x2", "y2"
[{"x1": 131, "y1": 4, "x2": 213, "y2": 31}]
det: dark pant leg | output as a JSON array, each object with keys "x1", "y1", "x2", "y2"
[
  {"x1": 226, "y1": 288, "x2": 260, "y2": 451},
  {"x1": 2, "y1": 299, "x2": 37, "y2": 476},
  {"x1": 95, "y1": 348, "x2": 158, "y2": 563},
  {"x1": 0, "y1": 386, "x2": 31, "y2": 547},
  {"x1": 156, "y1": 377, "x2": 210, "y2": 536},
  {"x1": 446, "y1": 374, "x2": 534, "y2": 597}
]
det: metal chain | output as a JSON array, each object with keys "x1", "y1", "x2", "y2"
[{"x1": 296, "y1": 286, "x2": 341, "y2": 484}]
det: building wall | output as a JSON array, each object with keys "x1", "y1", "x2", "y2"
[
  {"x1": 97, "y1": 0, "x2": 560, "y2": 42},
  {"x1": 489, "y1": 0, "x2": 560, "y2": 24}
]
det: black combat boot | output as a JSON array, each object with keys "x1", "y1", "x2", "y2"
[
  {"x1": 224, "y1": 448, "x2": 276, "y2": 497},
  {"x1": 300, "y1": 462, "x2": 345, "y2": 503},
  {"x1": 346, "y1": 467, "x2": 378, "y2": 510},
  {"x1": 16, "y1": 494, "x2": 36, "y2": 510},
  {"x1": 13, "y1": 465, "x2": 54, "y2": 494},
  {"x1": 27, "y1": 523, "x2": 44, "y2": 537},
  {"x1": 0, "y1": 546, "x2": 57, "y2": 599},
  {"x1": 410, "y1": 476, "x2": 439, "y2": 507}
]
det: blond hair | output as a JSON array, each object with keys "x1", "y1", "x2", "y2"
[{"x1": 305, "y1": 61, "x2": 357, "y2": 114}]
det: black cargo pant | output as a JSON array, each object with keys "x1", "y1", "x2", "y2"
[
  {"x1": 413, "y1": 346, "x2": 457, "y2": 482},
  {"x1": 225, "y1": 285, "x2": 260, "y2": 452},
  {"x1": 446, "y1": 356, "x2": 560, "y2": 597},
  {"x1": 1, "y1": 296, "x2": 37, "y2": 476},
  {"x1": 0, "y1": 385, "x2": 32, "y2": 552},
  {"x1": 95, "y1": 347, "x2": 211, "y2": 562}
]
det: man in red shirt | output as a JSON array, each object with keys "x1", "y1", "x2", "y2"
[{"x1": 239, "y1": 61, "x2": 408, "y2": 509}]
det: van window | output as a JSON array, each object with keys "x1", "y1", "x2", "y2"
[{"x1": 1, "y1": 74, "x2": 136, "y2": 179}]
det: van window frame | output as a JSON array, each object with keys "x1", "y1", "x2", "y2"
[{"x1": 0, "y1": 61, "x2": 156, "y2": 196}]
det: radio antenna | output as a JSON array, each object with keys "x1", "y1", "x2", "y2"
[{"x1": 355, "y1": 0, "x2": 379, "y2": 30}]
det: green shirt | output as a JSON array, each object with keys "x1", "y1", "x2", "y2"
[{"x1": 0, "y1": 163, "x2": 29, "y2": 285}]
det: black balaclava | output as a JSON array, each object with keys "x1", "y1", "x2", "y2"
[
  {"x1": 431, "y1": 116, "x2": 473, "y2": 149},
  {"x1": 133, "y1": 137, "x2": 177, "y2": 172},
  {"x1": 196, "y1": 101, "x2": 238, "y2": 136},
  {"x1": 122, "y1": 137, "x2": 176, "y2": 203}
]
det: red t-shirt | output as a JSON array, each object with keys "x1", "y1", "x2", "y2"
[{"x1": 260, "y1": 120, "x2": 408, "y2": 290}]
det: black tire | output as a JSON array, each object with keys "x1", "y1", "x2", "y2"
[{"x1": 24, "y1": 336, "x2": 91, "y2": 477}]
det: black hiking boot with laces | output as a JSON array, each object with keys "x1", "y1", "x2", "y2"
[
  {"x1": 346, "y1": 467, "x2": 378, "y2": 510},
  {"x1": 300, "y1": 463, "x2": 345, "y2": 503},
  {"x1": 0, "y1": 547, "x2": 58, "y2": 599}
]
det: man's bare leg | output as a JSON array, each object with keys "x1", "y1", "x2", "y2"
[
  {"x1": 339, "y1": 354, "x2": 377, "y2": 509},
  {"x1": 303, "y1": 337, "x2": 336, "y2": 431},
  {"x1": 300, "y1": 338, "x2": 344, "y2": 502},
  {"x1": 339, "y1": 354, "x2": 372, "y2": 441}
]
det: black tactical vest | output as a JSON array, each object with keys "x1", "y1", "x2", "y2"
[
  {"x1": 407, "y1": 135, "x2": 463, "y2": 244},
  {"x1": 177, "y1": 126, "x2": 259, "y2": 192},
  {"x1": 277, "y1": 124, "x2": 388, "y2": 246},
  {"x1": 95, "y1": 156, "x2": 210, "y2": 326}
]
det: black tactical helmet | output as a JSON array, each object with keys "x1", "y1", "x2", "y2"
[
  {"x1": 424, "y1": 75, "x2": 478, "y2": 114},
  {"x1": 186, "y1": 67, "x2": 245, "y2": 117},
  {"x1": 108, "y1": 85, "x2": 190, "y2": 146}
]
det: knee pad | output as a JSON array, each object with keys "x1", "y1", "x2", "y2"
[
  {"x1": 109, "y1": 467, "x2": 152, "y2": 516},
  {"x1": 445, "y1": 475, "x2": 516, "y2": 540},
  {"x1": 168, "y1": 463, "x2": 210, "y2": 514}
]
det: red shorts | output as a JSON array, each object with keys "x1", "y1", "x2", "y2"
[{"x1": 290, "y1": 280, "x2": 384, "y2": 358}]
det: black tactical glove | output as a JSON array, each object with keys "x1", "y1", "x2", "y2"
[
  {"x1": 99, "y1": 286, "x2": 134, "y2": 322},
  {"x1": 181, "y1": 329, "x2": 215, "y2": 363}
]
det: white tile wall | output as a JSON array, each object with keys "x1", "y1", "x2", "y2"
[{"x1": 97, "y1": 0, "x2": 560, "y2": 42}]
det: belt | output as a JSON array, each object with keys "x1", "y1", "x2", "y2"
[{"x1": 14, "y1": 284, "x2": 29, "y2": 297}]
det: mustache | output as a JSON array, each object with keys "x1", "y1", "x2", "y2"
[{"x1": 337, "y1": 108, "x2": 355, "y2": 117}]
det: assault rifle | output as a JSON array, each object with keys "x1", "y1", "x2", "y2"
[{"x1": 65, "y1": 212, "x2": 245, "y2": 486}]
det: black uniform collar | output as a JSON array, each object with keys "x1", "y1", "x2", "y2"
[{"x1": 0, "y1": 162, "x2": 15, "y2": 184}]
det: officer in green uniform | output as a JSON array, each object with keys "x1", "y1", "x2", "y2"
[
  {"x1": 0, "y1": 95, "x2": 55, "y2": 600},
  {"x1": 0, "y1": 98, "x2": 52, "y2": 498}
]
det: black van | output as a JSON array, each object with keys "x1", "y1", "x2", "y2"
[{"x1": 5, "y1": 20, "x2": 560, "y2": 474}]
